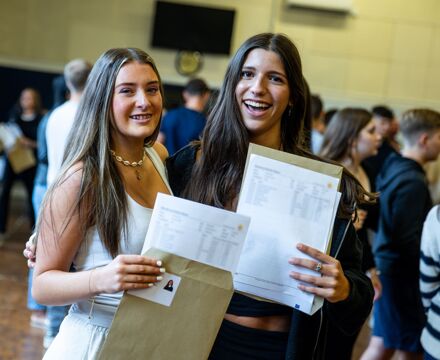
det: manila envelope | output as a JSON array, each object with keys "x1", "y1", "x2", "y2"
[
  {"x1": 7, "y1": 142, "x2": 36, "y2": 174},
  {"x1": 98, "y1": 247, "x2": 233, "y2": 360}
]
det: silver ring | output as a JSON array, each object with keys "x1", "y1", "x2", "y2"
[{"x1": 315, "y1": 262, "x2": 322, "y2": 273}]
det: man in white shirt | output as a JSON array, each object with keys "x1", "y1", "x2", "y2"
[{"x1": 46, "y1": 59, "x2": 92, "y2": 185}]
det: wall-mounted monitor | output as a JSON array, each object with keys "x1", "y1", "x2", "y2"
[{"x1": 151, "y1": 1, "x2": 235, "y2": 55}]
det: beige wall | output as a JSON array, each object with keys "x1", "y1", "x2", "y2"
[{"x1": 1, "y1": 0, "x2": 439, "y2": 113}]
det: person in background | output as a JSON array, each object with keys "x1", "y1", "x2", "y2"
[
  {"x1": 324, "y1": 108, "x2": 338, "y2": 128},
  {"x1": 46, "y1": 59, "x2": 92, "y2": 185},
  {"x1": 319, "y1": 108, "x2": 382, "y2": 359},
  {"x1": 32, "y1": 48, "x2": 170, "y2": 359},
  {"x1": 167, "y1": 33, "x2": 374, "y2": 359},
  {"x1": 310, "y1": 94, "x2": 325, "y2": 154},
  {"x1": 0, "y1": 88, "x2": 44, "y2": 245},
  {"x1": 419, "y1": 205, "x2": 440, "y2": 360},
  {"x1": 362, "y1": 105, "x2": 400, "y2": 233},
  {"x1": 362, "y1": 109, "x2": 440, "y2": 360},
  {"x1": 362, "y1": 105, "x2": 399, "y2": 191},
  {"x1": 158, "y1": 78, "x2": 210, "y2": 155}
]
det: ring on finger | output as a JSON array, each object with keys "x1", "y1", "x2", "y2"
[{"x1": 314, "y1": 262, "x2": 323, "y2": 273}]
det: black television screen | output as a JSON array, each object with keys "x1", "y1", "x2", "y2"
[{"x1": 151, "y1": 1, "x2": 235, "y2": 55}]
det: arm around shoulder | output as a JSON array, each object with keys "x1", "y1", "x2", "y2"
[{"x1": 152, "y1": 141, "x2": 169, "y2": 163}]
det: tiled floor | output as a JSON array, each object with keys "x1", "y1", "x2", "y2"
[{"x1": 0, "y1": 184, "x2": 372, "y2": 360}]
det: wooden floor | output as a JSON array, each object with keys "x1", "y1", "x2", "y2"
[
  {"x1": 0, "y1": 184, "x2": 372, "y2": 360},
  {"x1": 0, "y1": 185, "x2": 45, "y2": 359}
]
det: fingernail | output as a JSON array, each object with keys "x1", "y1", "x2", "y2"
[
  {"x1": 156, "y1": 276, "x2": 163, "y2": 281},
  {"x1": 160, "y1": 267, "x2": 166, "y2": 273},
  {"x1": 148, "y1": 283, "x2": 154, "y2": 287},
  {"x1": 156, "y1": 260, "x2": 162, "y2": 267},
  {"x1": 296, "y1": 243, "x2": 304, "y2": 250}
]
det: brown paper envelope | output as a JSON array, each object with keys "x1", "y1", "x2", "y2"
[
  {"x1": 7, "y1": 143, "x2": 36, "y2": 174},
  {"x1": 98, "y1": 248, "x2": 233, "y2": 360}
]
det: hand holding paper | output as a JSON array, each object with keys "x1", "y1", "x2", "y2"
[
  {"x1": 91, "y1": 254, "x2": 164, "y2": 294},
  {"x1": 289, "y1": 243, "x2": 350, "y2": 303},
  {"x1": 100, "y1": 194, "x2": 251, "y2": 360},
  {"x1": 234, "y1": 144, "x2": 343, "y2": 314}
]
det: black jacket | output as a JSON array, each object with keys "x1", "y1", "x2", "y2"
[
  {"x1": 167, "y1": 145, "x2": 374, "y2": 360},
  {"x1": 374, "y1": 152, "x2": 432, "y2": 277}
]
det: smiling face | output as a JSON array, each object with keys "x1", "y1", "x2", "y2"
[
  {"x1": 111, "y1": 61, "x2": 162, "y2": 148},
  {"x1": 235, "y1": 48, "x2": 290, "y2": 146},
  {"x1": 355, "y1": 120, "x2": 382, "y2": 161}
]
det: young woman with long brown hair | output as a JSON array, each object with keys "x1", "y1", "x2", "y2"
[
  {"x1": 31, "y1": 48, "x2": 171, "y2": 359},
  {"x1": 167, "y1": 33, "x2": 375, "y2": 359}
]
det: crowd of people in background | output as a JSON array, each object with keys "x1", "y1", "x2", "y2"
[{"x1": 1, "y1": 31, "x2": 439, "y2": 360}]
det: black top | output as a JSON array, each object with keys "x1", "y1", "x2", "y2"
[
  {"x1": 166, "y1": 144, "x2": 292, "y2": 316},
  {"x1": 7, "y1": 110, "x2": 42, "y2": 159},
  {"x1": 374, "y1": 152, "x2": 432, "y2": 277},
  {"x1": 167, "y1": 144, "x2": 374, "y2": 359}
]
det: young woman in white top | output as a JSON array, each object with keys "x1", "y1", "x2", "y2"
[{"x1": 31, "y1": 48, "x2": 172, "y2": 359}]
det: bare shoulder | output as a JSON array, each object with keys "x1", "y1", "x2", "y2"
[
  {"x1": 152, "y1": 142, "x2": 169, "y2": 163},
  {"x1": 53, "y1": 162, "x2": 84, "y2": 196}
]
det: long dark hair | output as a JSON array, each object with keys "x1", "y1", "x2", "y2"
[
  {"x1": 184, "y1": 33, "x2": 372, "y2": 217},
  {"x1": 184, "y1": 34, "x2": 306, "y2": 204},
  {"x1": 36, "y1": 48, "x2": 163, "y2": 257},
  {"x1": 320, "y1": 108, "x2": 372, "y2": 162}
]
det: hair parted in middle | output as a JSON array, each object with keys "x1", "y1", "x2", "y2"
[
  {"x1": 37, "y1": 47, "x2": 164, "y2": 257},
  {"x1": 184, "y1": 33, "x2": 307, "y2": 208},
  {"x1": 183, "y1": 33, "x2": 374, "y2": 217},
  {"x1": 320, "y1": 108, "x2": 372, "y2": 162}
]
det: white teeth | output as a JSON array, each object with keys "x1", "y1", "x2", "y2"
[
  {"x1": 244, "y1": 100, "x2": 270, "y2": 109},
  {"x1": 130, "y1": 115, "x2": 150, "y2": 120}
]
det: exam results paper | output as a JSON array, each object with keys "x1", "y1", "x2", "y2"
[
  {"x1": 141, "y1": 193, "x2": 250, "y2": 273},
  {"x1": 234, "y1": 153, "x2": 341, "y2": 314}
]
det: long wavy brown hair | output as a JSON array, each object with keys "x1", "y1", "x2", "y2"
[
  {"x1": 184, "y1": 33, "x2": 374, "y2": 218},
  {"x1": 36, "y1": 48, "x2": 164, "y2": 257}
]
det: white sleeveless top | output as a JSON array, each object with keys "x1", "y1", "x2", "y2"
[{"x1": 69, "y1": 147, "x2": 172, "y2": 327}]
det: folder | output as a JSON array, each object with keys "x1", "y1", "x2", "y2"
[
  {"x1": 0, "y1": 123, "x2": 36, "y2": 173},
  {"x1": 98, "y1": 248, "x2": 233, "y2": 360},
  {"x1": 7, "y1": 142, "x2": 36, "y2": 174}
]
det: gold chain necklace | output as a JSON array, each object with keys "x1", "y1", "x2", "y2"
[{"x1": 110, "y1": 149, "x2": 146, "y2": 181}]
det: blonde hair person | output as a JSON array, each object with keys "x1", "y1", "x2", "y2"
[{"x1": 32, "y1": 48, "x2": 171, "y2": 359}]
